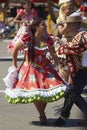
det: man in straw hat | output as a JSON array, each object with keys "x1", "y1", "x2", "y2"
[{"x1": 52, "y1": 14, "x2": 87, "y2": 127}]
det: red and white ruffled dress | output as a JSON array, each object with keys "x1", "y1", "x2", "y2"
[
  {"x1": 7, "y1": 8, "x2": 37, "y2": 54},
  {"x1": 5, "y1": 36, "x2": 67, "y2": 104}
]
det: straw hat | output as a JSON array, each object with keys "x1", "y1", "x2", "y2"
[
  {"x1": 57, "y1": 12, "x2": 82, "y2": 25},
  {"x1": 66, "y1": 12, "x2": 82, "y2": 23},
  {"x1": 66, "y1": 16, "x2": 82, "y2": 23},
  {"x1": 58, "y1": 0, "x2": 72, "y2": 6}
]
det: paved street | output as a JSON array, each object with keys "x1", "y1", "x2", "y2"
[{"x1": 0, "y1": 39, "x2": 86, "y2": 130}]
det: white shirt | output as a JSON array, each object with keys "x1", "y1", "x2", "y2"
[{"x1": 81, "y1": 51, "x2": 87, "y2": 67}]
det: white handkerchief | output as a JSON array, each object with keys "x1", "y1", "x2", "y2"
[{"x1": 3, "y1": 66, "x2": 18, "y2": 88}]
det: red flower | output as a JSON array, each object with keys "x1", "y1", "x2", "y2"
[{"x1": 80, "y1": 5, "x2": 87, "y2": 12}]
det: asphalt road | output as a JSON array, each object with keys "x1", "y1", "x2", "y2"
[{"x1": 0, "y1": 39, "x2": 86, "y2": 130}]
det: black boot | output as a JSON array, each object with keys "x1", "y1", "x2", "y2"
[
  {"x1": 53, "y1": 117, "x2": 66, "y2": 126},
  {"x1": 53, "y1": 92, "x2": 74, "y2": 126}
]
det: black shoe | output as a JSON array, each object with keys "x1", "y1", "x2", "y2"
[
  {"x1": 39, "y1": 120, "x2": 47, "y2": 126},
  {"x1": 53, "y1": 117, "x2": 66, "y2": 126}
]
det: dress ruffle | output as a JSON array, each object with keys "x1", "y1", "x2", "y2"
[{"x1": 5, "y1": 85, "x2": 66, "y2": 104}]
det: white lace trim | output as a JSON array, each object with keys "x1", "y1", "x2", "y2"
[{"x1": 5, "y1": 85, "x2": 66, "y2": 98}]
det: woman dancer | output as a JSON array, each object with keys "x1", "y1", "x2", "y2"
[
  {"x1": 8, "y1": 0, "x2": 38, "y2": 54},
  {"x1": 4, "y1": 18, "x2": 66, "y2": 125}
]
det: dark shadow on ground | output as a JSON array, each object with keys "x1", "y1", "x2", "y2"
[{"x1": 29, "y1": 118, "x2": 85, "y2": 127}]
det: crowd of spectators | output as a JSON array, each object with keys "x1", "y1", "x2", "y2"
[{"x1": 0, "y1": 0, "x2": 87, "y2": 38}]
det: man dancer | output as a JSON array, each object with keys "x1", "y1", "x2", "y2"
[{"x1": 52, "y1": 14, "x2": 87, "y2": 127}]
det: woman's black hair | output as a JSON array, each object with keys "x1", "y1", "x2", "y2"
[
  {"x1": 28, "y1": 18, "x2": 43, "y2": 63},
  {"x1": 21, "y1": 0, "x2": 34, "y2": 9},
  {"x1": 30, "y1": 18, "x2": 43, "y2": 34},
  {"x1": 21, "y1": 0, "x2": 31, "y2": 5}
]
